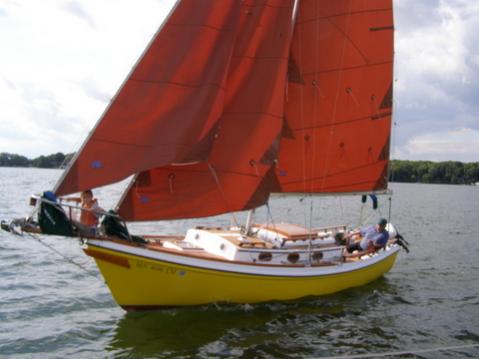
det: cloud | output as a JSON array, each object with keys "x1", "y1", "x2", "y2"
[
  {"x1": 0, "y1": 0, "x2": 175, "y2": 158},
  {"x1": 393, "y1": 0, "x2": 479, "y2": 161},
  {"x1": 62, "y1": 1, "x2": 95, "y2": 28},
  {"x1": 399, "y1": 127, "x2": 479, "y2": 162},
  {"x1": 1, "y1": 0, "x2": 478, "y2": 162},
  {"x1": 78, "y1": 78, "x2": 111, "y2": 103}
]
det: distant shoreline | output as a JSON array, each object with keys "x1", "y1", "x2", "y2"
[
  {"x1": 1, "y1": 152, "x2": 478, "y2": 185},
  {"x1": 0, "y1": 152, "x2": 74, "y2": 170}
]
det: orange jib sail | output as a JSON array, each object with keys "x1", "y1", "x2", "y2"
[
  {"x1": 55, "y1": 0, "x2": 243, "y2": 196},
  {"x1": 118, "y1": 0, "x2": 296, "y2": 221}
]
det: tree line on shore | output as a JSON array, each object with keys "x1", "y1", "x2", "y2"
[
  {"x1": 0, "y1": 152, "x2": 74, "y2": 169},
  {"x1": 1, "y1": 152, "x2": 478, "y2": 185},
  {"x1": 390, "y1": 160, "x2": 479, "y2": 185}
]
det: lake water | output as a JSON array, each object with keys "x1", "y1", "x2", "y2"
[{"x1": 1, "y1": 167, "x2": 478, "y2": 358}]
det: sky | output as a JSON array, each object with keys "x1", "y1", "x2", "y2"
[{"x1": 0, "y1": 0, "x2": 478, "y2": 162}]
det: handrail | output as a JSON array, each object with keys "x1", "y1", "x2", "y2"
[
  {"x1": 32, "y1": 195, "x2": 133, "y2": 241},
  {"x1": 31, "y1": 194, "x2": 119, "y2": 218}
]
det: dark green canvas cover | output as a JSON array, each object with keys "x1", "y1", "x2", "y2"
[
  {"x1": 102, "y1": 210, "x2": 147, "y2": 244},
  {"x1": 38, "y1": 192, "x2": 74, "y2": 236}
]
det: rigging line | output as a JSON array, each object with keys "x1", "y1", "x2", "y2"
[
  {"x1": 386, "y1": 65, "x2": 399, "y2": 223},
  {"x1": 313, "y1": 3, "x2": 358, "y2": 234},
  {"x1": 24, "y1": 232, "x2": 100, "y2": 281},
  {"x1": 320, "y1": 0, "x2": 352, "y2": 202},
  {"x1": 306, "y1": 0, "x2": 329, "y2": 233},
  {"x1": 311, "y1": 343, "x2": 479, "y2": 359},
  {"x1": 294, "y1": 0, "x2": 307, "y2": 228},
  {"x1": 206, "y1": 162, "x2": 239, "y2": 228},
  {"x1": 265, "y1": 202, "x2": 278, "y2": 235},
  {"x1": 338, "y1": 196, "x2": 345, "y2": 225},
  {"x1": 358, "y1": 203, "x2": 365, "y2": 227},
  {"x1": 388, "y1": 196, "x2": 392, "y2": 224}
]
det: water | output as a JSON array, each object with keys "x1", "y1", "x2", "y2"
[{"x1": 1, "y1": 167, "x2": 478, "y2": 358}]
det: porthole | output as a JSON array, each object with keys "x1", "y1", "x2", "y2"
[
  {"x1": 312, "y1": 252, "x2": 323, "y2": 261},
  {"x1": 258, "y1": 252, "x2": 272, "y2": 262},
  {"x1": 287, "y1": 253, "x2": 300, "y2": 264}
]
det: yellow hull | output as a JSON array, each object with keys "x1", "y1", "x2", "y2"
[{"x1": 85, "y1": 241, "x2": 399, "y2": 310}]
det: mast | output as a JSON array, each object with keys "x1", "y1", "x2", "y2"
[{"x1": 244, "y1": 209, "x2": 255, "y2": 235}]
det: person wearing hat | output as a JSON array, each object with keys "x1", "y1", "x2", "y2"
[{"x1": 345, "y1": 218, "x2": 390, "y2": 255}]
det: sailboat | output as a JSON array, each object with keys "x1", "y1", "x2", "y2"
[{"x1": 2, "y1": 0, "x2": 403, "y2": 310}]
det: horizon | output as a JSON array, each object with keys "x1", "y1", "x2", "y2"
[
  {"x1": 1, "y1": 150, "x2": 478, "y2": 165},
  {"x1": 1, "y1": 1, "x2": 478, "y2": 161}
]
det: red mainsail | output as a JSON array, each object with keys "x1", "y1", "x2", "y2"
[{"x1": 278, "y1": 0, "x2": 394, "y2": 194}]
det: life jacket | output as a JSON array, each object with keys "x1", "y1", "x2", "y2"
[{"x1": 80, "y1": 198, "x2": 99, "y2": 227}]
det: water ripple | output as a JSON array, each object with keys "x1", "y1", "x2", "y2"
[{"x1": 1, "y1": 172, "x2": 479, "y2": 358}]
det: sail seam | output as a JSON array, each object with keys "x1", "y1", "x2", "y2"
[
  {"x1": 128, "y1": 79, "x2": 226, "y2": 90},
  {"x1": 282, "y1": 162, "x2": 387, "y2": 186},
  {"x1": 223, "y1": 111, "x2": 283, "y2": 119},
  {"x1": 289, "y1": 112, "x2": 391, "y2": 132},
  {"x1": 232, "y1": 55, "x2": 289, "y2": 61},
  {"x1": 284, "y1": 180, "x2": 378, "y2": 192},
  {"x1": 325, "y1": 16, "x2": 368, "y2": 64},
  {"x1": 297, "y1": 8, "x2": 392, "y2": 24},
  {"x1": 301, "y1": 60, "x2": 393, "y2": 76},
  {"x1": 90, "y1": 139, "x2": 212, "y2": 148},
  {"x1": 242, "y1": 3, "x2": 293, "y2": 10},
  {"x1": 167, "y1": 22, "x2": 234, "y2": 33}
]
